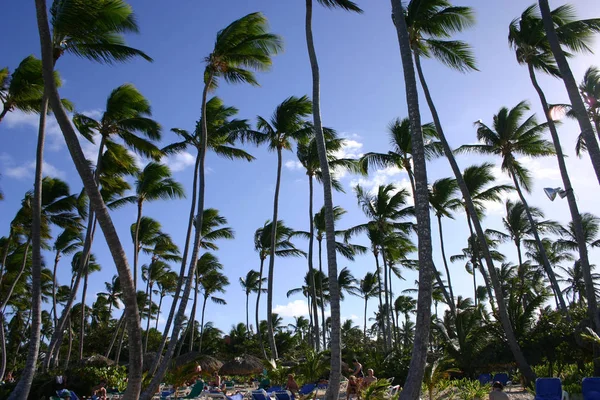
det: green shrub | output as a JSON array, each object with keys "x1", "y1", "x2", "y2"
[{"x1": 67, "y1": 365, "x2": 128, "y2": 395}]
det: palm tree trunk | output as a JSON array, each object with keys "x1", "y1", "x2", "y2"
[
  {"x1": 106, "y1": 313, "x2": 125, "y2": 358},
  {"x1": 0, "y1": 239, "x2": 31, "y2": 311},
  {"x1": 144, "y1": 282, "x2": 154, "y2": 353},
  {"x1": 317, "y1": 237, "x2": 326, "y2": 350},
  {"x1": 65, "y1": 315, "x2": 72, "y2": 369},
  {"x1": 465, "y1": 215, "x2": 495, "y2": 311},
  {"x1": 34, "y1": 3, "x2": 144, "y2": 396},
  {"x1": 115, "y1": 321, "x2": 127, "y2": 365},
  {"x1": 408, "y1": 15, "x2": 537, "y2": 381},
  {"x1": 266, "y1": 146, "x2": 283, "y2": 360},
  {"x1": 437, "y1": 216, "x2": 455, "y2": 308},
  {"x1": 133, "y1": 201, "x2": 143, "y2": 289},
  {"x1": 52, "y1": 252, "x2": 60, "y2": 329},
  {"x1": 255, "y1": 258, "x2": 268, "y2": 359},
  {"x1": 198, "y1": 296, "x2": 208, "y2": 353},
  {"x1": 305, "y1": 1, "x2": 342, "y2": 397},
  {"x1": 189, "y1": 273, "x2": 199, "y2": 352},
  {"x1": 155, "y1": 293, "x2": 164, "y2": 331},
  {"x1": 0, "y1": 232, "x2": 13, "y2": 296},
  {"x1": 0, "y1": 106, "x2": 9, "y2": 124},
  {"x1": 363, "y1": 298, "x2": 368, "y2": 342},
  {"x1": 529, "y1": 63, "x2": 594, "y2": 326},
  {"x1": 78, "y1": 272, "x2": 89, "y2": 361},
  {"x1": 150, "y1": 153, "x2": 200, "y2": 375},
  {"x1": 380, "y1": 247, "x2": 393, "y2": 349},
  {"x1": 142, "y1": 74, "x2": 213, "y2": 396},
  {"x1": 309, "y1": 175, "x2": 322, "y2": 351},
  {"x1": 0, "y1": 312, "x2": 7, "y2": 383},
  {"x1": 537, "y1": 0, "x2": 600, "y2": 185},
  {"x1": 510, "y1": 173, "x2": 569, "y2": 314},
  {"x1": 390, "y1": 3, "x2": 450, "y2": 398},
  {"x1": 7, "y1": 88, "x2": 46, "y2": 400},
  {"x1": 246, "y1": 293, "x2": 250, "y2": 338},
  {"x1": 373, "y1": 252, "x2": 387, "y2": 346}
]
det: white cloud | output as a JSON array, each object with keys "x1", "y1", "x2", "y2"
[
  {"x1": 273, "y1": 300, "x2": 309, "y2": 318},
  {"x1": 333, "y1": 139, "x2": 363, "y2": 160},
  {"x1": 3, "y1": 157, "x2": 66, "y2": 180},
  {"x1": 284, "y1": 160, "x2": 303, "y2": 171},
  {"x1": 4, "y1": 110, "x2": 65, "y2": 151},
  {"x1": 349, "y1": 166, "x2": 413, "y2": 203},
  {"x1": 165, "y1": 151, "x2": 196, "y2": 172}
]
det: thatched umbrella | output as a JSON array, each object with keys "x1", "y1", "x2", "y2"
[
  {"x1": 172, "y1": 352, "x2": 224, "y2": 373},
  {"x1": 219, "y1": 355, "x2": 264, "y2": 376},
  {"x1": 79, "y1": 354, "x2": 115, "y2": 367}
]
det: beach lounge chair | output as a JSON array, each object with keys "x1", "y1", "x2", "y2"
[
  {"x1": 299, "y1": 384, "x2": 316, "y2": 395},
  {"x1": 583, "y1": 377, "x2": 600, "y2": 400},
  {"x1": 534, "y1": 378, "x2": 562, "y2": 400},
  {"x1": 227, "y1": 394, "x2": 244, "y2": 400},
  {"x1": 388, "y1": 385, "x2": 401, "y2": 397},
  {"x1": 258, "y1": 379, "x2": 271, "y2": 390},
  {"x1": 267, "y1": 386, "x2": 283, "y2": 393},
  {"x1": 493, "y1": 373, "x2": 509, "y2": 386},
  {"x1": 274, "y1": 390, "x2": 293, "y2": 400},
  {"x1": 252, "y1": 389, "x2": 270, "y2": 400},
  {"x1": 478, "y1": 373, "x2": 492, "y2": 385},
  {"x1": 182, "y1": 381, "x2": 206, "y2": 399},
  {"x1": 317, "y1": 383, "x2": 328, "y2": 390}
]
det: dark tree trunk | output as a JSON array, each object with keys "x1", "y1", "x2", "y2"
[
  {"x1": 255, "y1": 258, "x2": 268, "y2": 359},
  {"x1": 437, "y1": 216, "x2": 455, "y2": 310},
  {"x1": 317, "y1": 237, "x2": 326, "y2": 349},
  {"x1": 373, "y1": 252, "x2": 387, "y2": 347},
  {"x1": 198, "y1": 296, "x2": 208, "y2": 353},
  {"x1": 310, "y1": 176, "x2": 322, "y2": 351},
  {"x1": 266, "y1": 146, "x2": 283, "y2": 360},
  {"x1": 390, "y1": 3, "x2": 436, "y2": 398},
  {"x1": 305, "y1": 0, "x2": 342, "y2": 397},
  {"x1": 144, "y1": 282, "x2": 154, "y2": 353},
  {"x1": 106, "y1": 313, "x2": 125, "y2": 359},
  {"x1": 189, "y1": 272, "x2": 199, "y2": 352},
  {"x1": 78, "y1": 271, "x2": 90, "y2": 361},
  {"x1": 133, "y1": 201, "x2": 143, "y2": 289}
]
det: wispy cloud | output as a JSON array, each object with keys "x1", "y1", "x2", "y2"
[
  {"x1": 165, "y1": 151, "x2": 196, "y2": 172},
  {"x1": 284, "y1": 160, "x2": 303, "y2": 171},
  {"x1": 1, "y1": 153, "x2": 66, "y2": 180},
  {"x1": 273, "y1": 300, "x2": 309, "y2": 318},
  {"x1": 4, "y1": 110, "x2": 65, "y2": 151}
]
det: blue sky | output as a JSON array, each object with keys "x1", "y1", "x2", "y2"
[{"x1": 1, "y1": 0, "x2": 600, "y2": 335}]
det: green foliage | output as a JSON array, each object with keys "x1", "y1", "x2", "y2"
[
  {"x1": 453, "y1": 378, "x2": 490, "y2": 400},
  {"x1": 363, "y1": 378, "x2": 393, "y2": 400},
  {"x1": 293, "y1": 350, "x2": 328, "y2": 383},
  {"x1": 67, "y1": 365, "x2": 128, "y2": 395},
  {"x1": 163, "y1": 361, "x2": 199, "y2": 388}
]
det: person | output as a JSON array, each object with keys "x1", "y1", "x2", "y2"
[
  {"x1": 286, "y1": 374, "x2": 300, "y2": 395},
  {"x1": 91, "y1": 379, "x2": 107, "y2": 400},
  {"x1": 362, "y1": 369, "x2": 377, "y2": 388},
  {"x1": 346, "y1": 375, "x2": 360, "y2": 400},
  {"x1": 195, "y1": 363, "x2": 203, "y2": 380},
  {"x1": 4, "y1": 371, "x2": 15, "y2": 383},
  {"x1": 489, "y1": 381, "x2": 509, "y2": 400},
  {"x1": 211, "y1": 371, "x2": 222, "y2": 390},
  {"x1": 350, "y1": 359, "x2": 364, "y2": 378}
]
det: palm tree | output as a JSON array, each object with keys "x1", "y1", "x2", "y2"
[
  {"x1": 253, "y1": 221, "x2": 305, "y2": 358},
  {"x1": 98, "y1": 275, "x2": 122, "y2": 317},
  {"x1": 72, "y1": 252, "x2": 101, "y2": 361},
  {"x1": 120, "y1": 162, "x2": 184, "y2": 287},
  {"x1": 360, "y1": 118, "x2": 443, "y2": 195},
  {"x1": 536, "y1": 0, "x2": 600, "y2": 184},
  {"x1": 198, "y1": 269, "x2": 229, "y2": 353},
  {"x1": 31, "y1": 0, "x2": 152, "y2": 396},
  {"x1": 240, "y1": 270, "x2": 267, "y2": 337},
  {"x1": 154, "y1": 96, "x2": 254, "y2": 368},
  {"x1": 579, "y1": 67, "x2": 600, "y2": 144},
  {"x1": 557, "y1": 213, "x2": 600, "y2": 252},
  {"x1": 390, "y1": 0, "x2": 459, "y2": 394},
  {"x1": 558, "y1": 261, "x2": 600, "y2": 306},
  {"x1": 50, "y1": 228, "x2": 82, "y2": 329},
  {"x1": 509, "y1": 2, "x2": 598, "y2": 328},
  {"x1": 144, "y1": 16, "x2": 281, "y2": 392},
  {"x1": 154, "y1": 271, "x2": 177, "y2": 330},
  {"x1": 351, "y1": 271, "x2": 379, "y2": 341},
  {"x1": 429, "y1": 177, "x2": 461, "y2": 310},
  {"x1": 304, "y1": 0, "x2": 362, "y2": 391},
  {"x1": 141, "y1": 261, "x2": 170, "y2": 353},
  {"x1": 0, "y1": 55, "x2": 72, "y2": 124},
  {"x1": 253, "y1": 95, "x2": 312, "y2": 359},
  {"x1": 464, "y1": 101, "x2": 568, "y2": 314}
]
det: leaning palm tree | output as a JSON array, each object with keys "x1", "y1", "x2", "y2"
[
  {"x1": 30, "y1": 0, "x2": 152, "y2": 396},
  {"x1": 143, "y1": 15, "x2": 282, "y2": 394},
  {"x1": 350, "y1": 271, "x2": 379, "y2": 341},
  {"x1": 359, "y1": 118, "x2": 443, "y2": 195},
  {"x1": 304, "y1": 0, "x2": 362, "y2": 393},
  {"x1": 464, "y1": 101, "x2": 568, "y2": 314},
  {"x1": 252, "y1": 95, "x2": 312, "y2": 359},
  {"x1": 0, "y1": 55, "x2": 72, "y2": 124},
  {"x1": 154, "y1": 96, "x2": 254, "y2": 369},
  {"x1": 536, "y1": 0, "x2": 600, "y2": 185},
  {"x1": 120, "y1": 162, "x2": 184, "y2": 287},
  {"x1": 240, "y1": 270, "x2": 267, "y2": 337},
  {"x1": 509, "y1": 3, "x2": 598, "y2": 331}
]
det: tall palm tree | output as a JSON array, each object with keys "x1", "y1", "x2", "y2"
[
  {"x1": 253, "y1": 220, "x2": 305, "y2": 358},
  {"x1": 141, "y1": 261, "x2": 170, "y2": 353},
  {"x1": 198, "y1": 268, "x2": 229, "y2": 353},
  {"x1": 154, "y1": 271, "x2": 177, "y2": 330},
  {"x1": 154, "y1": 96, "x2": 254, "y2": 367},
  {"x1": 50, "y1": 227, "x2": 82, "y2": 329},
  {"x1": 304, "y1": 0, "x2": 363, "y2": 391},
  {"x1": 0, "y1": 55, "x2": 72, "y2": 124},
  {"x1": 120, "y1": 162, "x2": 184, "y2": 287},
  {"x1": 144, "y1": 16, "x2": 281, "y2": 391},
  {"x1": 509, "y1": 2, "x2": 598, "y2": 328},
  {"x1": 557, "y1": 212, "x2": 600, "y2": 252},
  {"x1": 429, "y1": 177, "x2": 461, "y2": 311},
  {"x1": 465, "y1": 101, "x2": 568, "y2": 313},
  {"x1": 360, "y1": 118, "x2": 443, "y2": 195},
  {"x1": 98, "y1": 275, "x2": 122, "y2": 317},
  {"x1": 240, "y1": 270, "x2": 267, "y2": 337},
  {"x1": 558, "y1": 261, "x2": 600, "y2": 306},
  {"x1": 253, "y1": 95, "x2": 312, "y2": 359},
  {"x1": 537, "y1": 0, "x2": 600, "y2": 185},
  {"x1": 350, "y1": 271, "x2": 379, "y2": 341},
  {"x1": 72, "y1": 252, "x2": 101, "y2": 361},
  {"x1": 390, "y1": 0, "x2": 487, "y2": 393},
  {"x1": 31, "y1": 0, "x2": 152, "y2": 396}
]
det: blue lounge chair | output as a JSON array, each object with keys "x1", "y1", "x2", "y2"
[
  {"x1": 478, "y1": 373, "x2": 492, "y2": 385},
  {"x1": 227, "y1": 394, "x2": 244, "y2": 400},
  {"x1": 267, "y1": 386, "x2": 283, "y2": 393},
  {"x1": 252, "y1": 389, "x2": 270, "y2": 400},
  {"x1": 299, "y1": 384, "x2": 316, "y2": 395},
  {"x1": 535, "y1": 378, "x2": 562, "y2": 400},
  {"x1": 493, "y1": 373, "x2": 509, "y2": 386},
  {"x1": 583, "y1": 377, "x2": 600, "y2": 400},
  {"x1": 317, "y1": 383, "x2": 328, "y2": 390},
  {"x1": 274, "y1": 390, "x2": 293, "y2": 400}
]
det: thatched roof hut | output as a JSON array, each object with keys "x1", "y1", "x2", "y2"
[
  {"x1": 79, "y1": 354, "x2": 115, "y2": 367},
  {"x1": 172, "y1": 352, "x2": 223, "y2": 373},
  {"x1": 220, "y1": 355, "x2": 264, "y2": 376}
]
